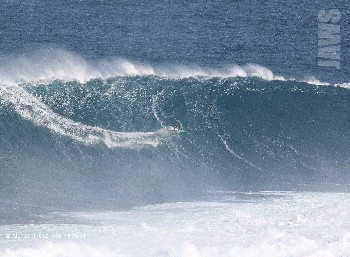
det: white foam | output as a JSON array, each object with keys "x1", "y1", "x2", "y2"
[
  {"x1": 218, "y1": 135, "x2": 263, "y2": 171},
  {"x1": 334, "y1": 83, "x2": 350, "y2": 89},
  {"x1": 301, "y1": 77, "x2": 330, "y2": 86},
  {"x1": 0, "y1": 48, "x2": 348, "y2": 90},
  {"x1": 0, "y1": 84, "x2": 173, "y2": 149},
  {"x1": 0, "y1": 49, "x2": 282, "y2": 84},
  {"x1": 1, "y1": 192, "x2": 350, "y2": 257},
  {"x1": 0, "y1": 48, "x2": 345, "y2": 88}
]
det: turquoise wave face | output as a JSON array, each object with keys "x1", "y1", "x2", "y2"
[{"x1": 1, "y1": 76, "x2": 350, "y2": 215}]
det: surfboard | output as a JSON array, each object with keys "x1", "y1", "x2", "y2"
[{"x1": 167, "y1": 125, "x2": 184, "y2": 133}]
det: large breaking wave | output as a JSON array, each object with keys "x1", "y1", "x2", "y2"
[{"x1": 1, "y1": 50, "x2": 350, "y2": 220}]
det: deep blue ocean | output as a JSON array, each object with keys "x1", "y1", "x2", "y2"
[
  {"x1": 0, "y1": 0, "x2": 350, "y2": 225},
  {"x1": 0, "y1": 0, "x2": 349, "y2": 82}
]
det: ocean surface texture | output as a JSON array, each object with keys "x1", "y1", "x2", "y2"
[{"x1": 0, "y1": 0, "x2": 349, "y2": 256}]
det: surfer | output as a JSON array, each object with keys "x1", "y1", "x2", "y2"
[{"x1": 173, "y1": 121, "x2": 182, "y2": 132}]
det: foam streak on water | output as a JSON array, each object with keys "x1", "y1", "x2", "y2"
[{"x1": 0, "y1": 84, "x2": 173, "y2": 149}]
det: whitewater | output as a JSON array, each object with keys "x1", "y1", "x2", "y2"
[{"x1": 1, "y1": 192, "x2": 350, "y2": 257}]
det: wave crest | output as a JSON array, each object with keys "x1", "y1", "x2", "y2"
[{"x1": 0, "y1": 49, "x2": 281, "y2": 84}]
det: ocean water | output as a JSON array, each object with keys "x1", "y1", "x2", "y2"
[{"x1": 0, "y1": 0, "x2": 350, "y2": 256}]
